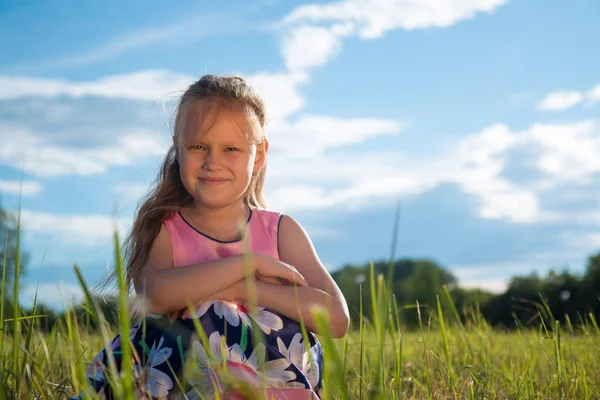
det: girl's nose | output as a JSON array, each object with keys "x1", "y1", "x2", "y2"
[{"x1": 202, "y1": 150, "x2": 221, "y2": 171}]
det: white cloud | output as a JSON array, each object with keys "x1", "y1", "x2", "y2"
[
  {"x1": 21, "y1": 282, "x2": 84, "y2": 309},
  {"x1": 20, "y1": 210, "x2": 130, "y2": 247},
  {"x1": 247, "y1": 72, "x2": 308, "y2": 122},
  {"x1": 281, "y1": 24, "x2": 351, "y2": 72},
  {"x1": 270, "y1": 114, "x2": 403, "y2": 157},
  {"x1": 284, "y1": 0, "x2": 509, "y2": 38},
  {"x1": 0, "y1": 125, "x2": 170, "y2": 177},
  {"x1": 0, "y1": 179, "x2": 42, "y2": 197},
  {"x1": 452, "y1": 123, "x2": 539, "y2": 222},
  {"x1": 279, "y1": 0, "x2": 509, "y2": 71},
  {"x1": 265, "y1": 150, "x2": 447, "y2": 212},
  {"x1": 536, "y1": 83, "x2": 600, "y2": 111},
  {"x1": 527, "y1": 121, "x2": 600, "y2": 180},
  {"x1": 0, "y1": 70, "x2": 194, "y2": 101},
  {"x1": 537, "y1": 91, "x2": 583, "y2": 111},
  {"x1": 266, "y1": 119, "x2": 600, "y2": 224},
  {"x1": 453, "y1": 120, "x2": 600, "y2": 222},
  {"x1": 587, "y1": 84, "x2": 600, "y2": 105},
  {"x1": 0, "y1": 70, "x2": 401, "y2": 176}
]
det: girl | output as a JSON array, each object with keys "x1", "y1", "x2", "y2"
[{"x1": 79, "y1": 75, "x2": 350, "y2": 399}]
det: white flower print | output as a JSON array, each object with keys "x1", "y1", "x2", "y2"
[
  {"x1": 135, "y1": 337, "x2": 174, "y2": 398},
  {"x1": 182, "y1": 331, "x2": 296, "y2": 397},
  {"x1": 87, "y1": 323, "x2": 141, "y2": 382},
  {"x1": 87, "y1": 322, "x2": 142, "y2": 383},
  {"x1": 186, "y1": 299, "x2": 284, "y2": 334},
  {"x1": 276, "y1": 333, "x2": 320, "y2": 389}
]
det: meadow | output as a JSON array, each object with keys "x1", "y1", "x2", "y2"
[{"x1": 1, "y1": 216, "x2": 599, "y2": 399}]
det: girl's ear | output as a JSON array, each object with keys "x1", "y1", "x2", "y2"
[{"x1": 253, "y1": 140, "x2": 269, "y2": 174}]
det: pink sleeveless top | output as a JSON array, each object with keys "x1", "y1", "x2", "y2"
[
  {"x1": 162, "y1": 209, "x2": 321, "y2": 400},
  {"x1": 163, "y1": 208, "x2": 282, "y2": 267}
]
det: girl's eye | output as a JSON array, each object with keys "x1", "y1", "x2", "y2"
[
  {"x1": 225, "y1": 147, "x2": 239, "y2": 152},
  {"x1": 192, "y1": 145, "x2": 206, "y2": 150}
]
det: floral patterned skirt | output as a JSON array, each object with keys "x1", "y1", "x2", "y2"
[{"x1": 77, "y1": 300, "x2": 323, "y2": 399}]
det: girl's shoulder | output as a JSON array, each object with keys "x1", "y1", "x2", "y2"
[
  {"x1": 250, "y1": 208, "x2": 285, "y2": 235},
  {"x1": 252, "y1": 207, "x2": 284, "y2": 221}
]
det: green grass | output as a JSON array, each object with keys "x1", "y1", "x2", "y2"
[
  {"x1": 1, "y1": 204, "x2": 599, "y2": 398},
  {"x1": 1, "y1": 304, "x2": 599, "y2": 399},
  {"x1": 1, "y1": 288, "x2": 600, "y2": 399}
]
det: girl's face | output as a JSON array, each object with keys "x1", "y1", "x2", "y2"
[{"x1": 177, "y1": 102, "x2": 267, "y2": 210}]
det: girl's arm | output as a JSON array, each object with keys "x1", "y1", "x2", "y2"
[
  {"x1": 134, "y1": 223, "x2": 258, "y2": 314},
  {"x1": 237, "y1": 215, "x2": 350, "y2": 338},
  {"x1": 237, "y1": 280, "x2": 349, "y2": 338},
  {"x1": 136, "y1": 223, "x2": 307, "y2": 314}
]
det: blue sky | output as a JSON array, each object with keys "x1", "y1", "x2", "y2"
[{"x1": 1, "y1": 0, "x2": 599, "y2": 309}]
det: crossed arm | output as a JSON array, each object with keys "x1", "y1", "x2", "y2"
[
  {"x1": 213, "y1": 277, "x2": 348, "y2": 338},
  {"x1": 137, "y1": 214, "x2": 350, "y2": 338},
  {"x1": 209, "y1": 216, "x2": 350, "y2": 338}
]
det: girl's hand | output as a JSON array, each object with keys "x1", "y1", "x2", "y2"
[{"x1": 254, "y1": 256, "x2": 308, "y2": 287}]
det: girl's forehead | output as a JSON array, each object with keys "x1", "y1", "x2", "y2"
[{"x1": 182, "y1": 101, "x2": 261, "y2": 143}]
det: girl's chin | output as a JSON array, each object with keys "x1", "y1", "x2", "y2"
[{"x1": 192, "y1": 194, "x2": 247, "y2": 208}]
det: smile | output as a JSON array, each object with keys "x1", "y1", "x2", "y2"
[{"x1": 199, "y1": 178, "x2": 228, "y2": 185}]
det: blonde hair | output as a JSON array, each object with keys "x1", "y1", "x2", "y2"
[{"x1": 105, "y1": 75, "x2": 269, "y2": 293}]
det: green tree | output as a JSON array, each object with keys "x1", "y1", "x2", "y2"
[
  {"x1": 398, "y1": 260, "x2": 456, "y2": 325},
  {"x1": 583, "y1": 252, "x2": 600, "y2": 317},
  {"x1": 331, "y1": 258, "x2": 456, "y2": 328}
]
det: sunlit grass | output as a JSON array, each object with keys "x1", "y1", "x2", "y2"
[{"x1": 1, "y1": 205, "x2": 599, "y2": 399}]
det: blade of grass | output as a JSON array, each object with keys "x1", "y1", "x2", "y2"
[
  {"x1": 12, "y1": 187, "x2": 23, "y2": 396},
  {"x1": 73, "y1": 264, "x2": 122, "y2": 398},
  {"x1": 113, "y1": 229, "x2": 134, "y2": 399},
  {"x1": 436, "y1": 295, "x2": 455, "y2": 388}
]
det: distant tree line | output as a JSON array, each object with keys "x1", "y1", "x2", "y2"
[{"x1": 331, "y1": 253, "x2": 600, "y2": 330}]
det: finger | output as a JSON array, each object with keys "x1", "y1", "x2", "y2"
[{"x1": 290, "y1": 272, "x2": 308, "y2": 286}]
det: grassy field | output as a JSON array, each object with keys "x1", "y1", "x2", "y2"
[
  {"x1": 1, "y1": 265, "x2": 599, "y2": 399},
  {"x1": 1, "y1": 306, "x2": 600, "y2": 399},
  {"x1": 1, "y1": 215, "x2": 599, "y2": 399}
]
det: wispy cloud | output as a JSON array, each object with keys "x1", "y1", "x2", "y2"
[
  {"x1": 0, "y1": 124, "x2": 170, "y2": 177},
  {"x1": 281, "y1": 24, "x2": 353, "y2": 72},
  {"x1": 0, "y1": 70, "x2": 194, "y2": 101},
  {"x1": 20, "y1": 210, "x2": 130, "y2": 247},
  {"x1": 283, "y1": 0, "x2": 509, "y2": 38},
  {"x1": 536, "y1": 83, "x2": 600, "y2": 112},
  {"x1": 267, "y1": 119, "x2": 600, "y2": 225},
  {"x1": 0, "y1": 179, "x2": 42, "y2": 197},
  {"x1": 12, "y1": 13, "x2": 247, "y2": 73},
  {"x1": 588, "y1": 84, "x2": 600, "y2": 105},
  {"x1": 270, "y1": 114, "x2": 403, "y2": 158},
  {"x1": 279, "y1": 0, "x2": 509, "y2": 72},
  {"x1": 537, "y1": 91, "x2": 583, "y2": 111}
]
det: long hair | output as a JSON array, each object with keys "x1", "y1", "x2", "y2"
[{"x1": 102, "y1": 74, "x2": 269, "y2": 295}]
